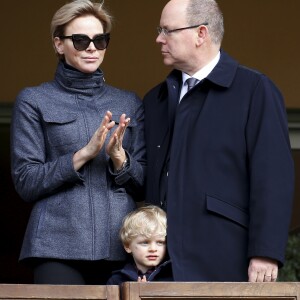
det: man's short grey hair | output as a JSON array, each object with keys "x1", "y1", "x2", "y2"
[{"x1": 186, "y1": 0, "x2": 224, "y2": 45}]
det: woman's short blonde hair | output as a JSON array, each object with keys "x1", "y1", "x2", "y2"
[
  {"x1": 120, "y1": 205, "x2": 167, "y2": 247},
  {"x1": 51, "y1": 0, "x2": 112, "y2": 59}
]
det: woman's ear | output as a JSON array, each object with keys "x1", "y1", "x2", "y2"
[{"x1": 54, "y1": 37, "x2": 64, "y2": 55}]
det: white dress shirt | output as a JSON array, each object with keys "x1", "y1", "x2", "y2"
[{"x1": 179, "y1": 51, "x2": 221, "y2": 101}]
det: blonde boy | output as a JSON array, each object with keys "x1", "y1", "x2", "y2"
[{"x1": 107, "y1": 205, "x2": 173, "y2": 284}]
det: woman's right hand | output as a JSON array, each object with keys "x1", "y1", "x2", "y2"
[{"x1": 73, "y1": 111, "x2": 115, "y2": 171}]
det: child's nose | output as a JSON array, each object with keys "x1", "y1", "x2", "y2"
[{"x1": 149, "y1": 243, "x2": 157, "y2": 251}]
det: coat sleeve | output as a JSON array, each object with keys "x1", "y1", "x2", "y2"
[
  {"x1": 108, "y1": 95, "x2": 146, "y2": 201},
  {"x1": 246, "y1": 75, "x2": 294, "y2": 266},
  {"x1": 10, "y1": 88, "x2": 83, "y2": 203}
]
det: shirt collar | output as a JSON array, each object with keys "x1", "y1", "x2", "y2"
[{"x1": 181, "y1": 51, "x2": 221, "y2": 84}]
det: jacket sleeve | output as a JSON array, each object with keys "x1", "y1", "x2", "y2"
[
  {"x1": 10, "y1": 89, "x2": 83, "y2": 203},
  {"x1": 246, "y1": 75, "x2": 294, "y2": 266},
  {"x1": 108, "y1": 96, "x2": 146, "y2": 201}
]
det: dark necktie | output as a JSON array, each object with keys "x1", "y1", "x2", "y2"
[{"x1": 186, "y1": 77, "x2": 198, "y2": 91}]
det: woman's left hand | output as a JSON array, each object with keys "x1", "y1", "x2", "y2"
[{"x1": 106, "y1": 113, "x2": 130, "y2": 170}]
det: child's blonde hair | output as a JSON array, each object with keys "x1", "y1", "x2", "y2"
[{"x1": 120, "y1": 205, "x2": 166, "y2": 247}]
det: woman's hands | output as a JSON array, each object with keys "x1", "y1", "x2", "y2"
[
  {"x1": 106, "y1": 113, "x2": 130, "y2": 171},
  {"x1": 73, "y1": 111, "x2": 130, "y2": 171}
]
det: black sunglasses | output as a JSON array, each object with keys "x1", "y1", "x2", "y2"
[{"x1": 59, "y1": 33, "x2": 110, "y2": 51}]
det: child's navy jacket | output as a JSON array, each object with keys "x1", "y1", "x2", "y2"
[{"x1": 107, "y1": 259, "x2": 173, "y2": 285}]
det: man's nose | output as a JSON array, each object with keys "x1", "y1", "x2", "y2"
[{"x1": 156, "y1": 34, "x2": 165, "y2": 44}]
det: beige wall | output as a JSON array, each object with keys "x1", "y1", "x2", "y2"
[{"x1": 1, "y1": 0, "x2": 299, "y2": 108}]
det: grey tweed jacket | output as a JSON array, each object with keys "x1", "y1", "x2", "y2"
[{"x1": 11, "y1": 62, "x2": 146, "y2": 261}]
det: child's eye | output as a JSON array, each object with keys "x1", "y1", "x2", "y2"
[
  {"x1": 157, "y1": 240, "x2": 166, "y2": 245},
  {"x1": 139, "y1": 241, "x2": 149, "y2": 245}
]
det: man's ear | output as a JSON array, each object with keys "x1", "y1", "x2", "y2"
[{"x1": 196, "y1": 24, "x2": 208, "y2": 46}]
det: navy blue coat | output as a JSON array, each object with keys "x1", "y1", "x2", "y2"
[
  {"x1": 143, "y1": 51, "x2": 294, "y2": 281},
  {"x1": 106, "y1": 259, "x2": 173, "y2": 285}
]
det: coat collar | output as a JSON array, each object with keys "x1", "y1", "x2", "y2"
[
  {"x1": 54, "y1": 61, "x2": 105, "y2": 95},
  {"x1": 117, "y1": 259, "x2": 172, "y2": 281},
  {"x1": 206, "y1": 50, "x2": 239, "y2": 88},
  {"x1": 160, "y1": 50, "x2": 239, "y2": 98}
]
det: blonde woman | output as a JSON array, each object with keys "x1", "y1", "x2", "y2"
[{"x1": 11, "y1": 0, "x2": 146, "y2": 284}]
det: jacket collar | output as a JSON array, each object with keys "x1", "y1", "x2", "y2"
[
  {"x1": 160, "y1": 49, "x2": 239, "y2": 98},
  {"x1": 117, "y1": 259, "x2": 172, "y2": 281},
  {"x1": 54, "y1": 61, "x2": 105, "y2": 95},
  {"x1": 206, "y1": 50, "x2": 239, "y2": 88}
]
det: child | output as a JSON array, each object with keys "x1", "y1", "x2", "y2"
[{"x1": 107, "y1": 205, "x2": 173, "y2": 284}]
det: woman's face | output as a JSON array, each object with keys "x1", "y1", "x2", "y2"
[{"x1": 54, "y1": 15, "x2": 107, "y2": 73}]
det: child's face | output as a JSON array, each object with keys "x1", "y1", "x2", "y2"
[{"x1": 124, "y1": 234, "x2": 166, "y2": 274}]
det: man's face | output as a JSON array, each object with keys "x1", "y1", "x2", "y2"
[{"x1": 156, "y1": 0, "x2": 199, "y2": 73}]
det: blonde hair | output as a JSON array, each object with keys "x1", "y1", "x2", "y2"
[
  {"x1": 120, "y1": 205, "x2": 167, "y2": 246},
  {"x1": 50, "y1": 0, "x2": 112, "y2": 59}
]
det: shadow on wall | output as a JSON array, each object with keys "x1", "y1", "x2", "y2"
[{"x1": 0, "y1": 123, "x2": 33, "y2": 283}]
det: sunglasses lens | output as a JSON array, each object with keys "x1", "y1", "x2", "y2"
[
  {"x1": 94, "y1": 34, "x2": 109, "y2": 50},
  {"x1": 71, "y1": 34, "x2": 110, "y2": 51},
  {"x1": 72, "y1": 35, "x2": 90, "y2": 51}
]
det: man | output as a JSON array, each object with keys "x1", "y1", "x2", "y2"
[{"x1": 143, "y1": 0, "x2": 294, "y2": 282}]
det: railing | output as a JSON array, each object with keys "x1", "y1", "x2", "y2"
[
  {"x1": 1, "y1": 282, "x2": 300, "y2": 300},
  {"x1": 0, "y1": 284, "x2": 119, "y2": 300},
  {"x1": 121, "y1": 282, "x2": 300, "y2": 299}
]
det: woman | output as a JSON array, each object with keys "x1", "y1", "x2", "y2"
[{"x1": 10, "y1": 0, "x2": 146, "y2": 284}]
